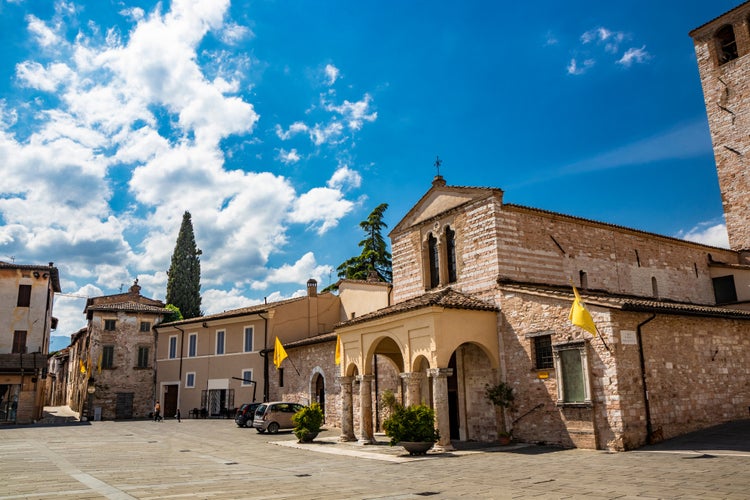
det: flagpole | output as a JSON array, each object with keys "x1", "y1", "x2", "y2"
[
  {"x1": 287, "y1": 356, "x2": 300, "y2": 376},
  {"x1": 593, "y1": 325, "x2": 611, "y2": 353}
]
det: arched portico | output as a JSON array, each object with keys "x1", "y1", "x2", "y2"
[{"x1": 336, "y1": 290, "x2": 499, "y2": 448}]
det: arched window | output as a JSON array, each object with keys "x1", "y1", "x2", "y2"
[
  {"x1": 445, "y1": 226, "x2": 457, "y2": 283},
  {"x1": 651, "y1": 277, "x2": 659, "y2": 298},
  {"x1": 579, "y1": 270, "x2": 588, "y2": 289},
  {"x1": 716, "y1": 24, "x2": 738, "y2": 64},
  {"x1": 428, "y1": 233, "x2": 439, "y2": 289}
]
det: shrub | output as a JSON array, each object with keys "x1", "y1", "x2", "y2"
[
  {"x1": 292, "y1": 403, "x2": 324, "y2": 442},
  {"x1": 382, "y1": 404, "x2": 439, "y2": 446}
]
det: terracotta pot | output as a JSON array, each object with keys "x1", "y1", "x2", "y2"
[
  {"x1": 498, "y1": 435, "x2": 512, "y2": 445},
  {"x1": 298, "y1": 431, "x2": 319, "y2": 443},
  {"x1": 399, "y1": 441, "x2": 434, "y2": 455}
]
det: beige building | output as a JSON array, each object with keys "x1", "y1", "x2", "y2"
[
  {"x1": 154, "y1": 279, "x2": 389, "y2": 421},
  {"x1": 65, "y1": 281, "x2": 170, "y2": 420},
  {"x1": 0, "y1": 261, "x2": 60, "y2": 424}
]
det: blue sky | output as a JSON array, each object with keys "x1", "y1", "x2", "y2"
[{"x1": 0, "y1": 0, "x2": 739, "y2": 350}]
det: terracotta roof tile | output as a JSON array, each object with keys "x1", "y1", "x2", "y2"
[
  {"x1": 159, "y1": 296, "x2": 308, "y2": 327},
  {"x1": 337, "y1": 287, "x2": 498, "y2": 328},
  {"x1": 87, "y1": 302, "x2": 172, "y2": 314},
  {"x1": 498, "y1": 280, "x2": 750, "y2": 320}
]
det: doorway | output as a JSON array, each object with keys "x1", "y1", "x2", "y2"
[
  {"x1": 163, "y1": 385, "x2": 178, "y2": 418},
  {"x1": 115, "y1": 392, "x2": 134, "y2": 419},
  {"x1": 314, "y1": 374, "x2": 325, "y2": 415}
]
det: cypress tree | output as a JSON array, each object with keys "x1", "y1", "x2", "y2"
[{"x1": 166, "y1": 211, "x2": 203, "y2": 318}]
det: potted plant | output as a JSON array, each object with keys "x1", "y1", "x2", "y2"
[
  {"x1": 382, "y1": 403, "x2": 439, "y2": 455},
  {"x1": 292, "y1": 402, "x2": 324, "y2": 443},
  {"x1": 485, "y1": 381, "x2": 514, "y2": 445}
]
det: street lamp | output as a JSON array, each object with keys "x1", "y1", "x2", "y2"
[{"x1": 87, "y1": 382, "x2": 96, "y2": 421}]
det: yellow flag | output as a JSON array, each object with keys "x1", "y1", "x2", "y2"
[
  {"x1": 273, "y1": 337, "x2": 288, "y2": 369},
  {"x1": 335, "y1": 335, "x2": 341, "y2": 366},
  {"x1": 79, "y1": 358, "x2": 86, "y2": 374},
  {"x1": 569, "y1": 286, "x2": 597, "y2": 336}
]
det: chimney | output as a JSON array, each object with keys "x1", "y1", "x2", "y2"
[{"x1": 307, "y1": 278, "x2": 318, "y2": 297}]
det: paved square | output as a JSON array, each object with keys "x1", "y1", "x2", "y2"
[{"x1": 1, "y1": 418, "x2": 749, "y2": 499}]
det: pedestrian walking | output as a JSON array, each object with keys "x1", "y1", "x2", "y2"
[
  {"x1": 175, "y1": 408, "x2": 181, "y2": 423},
  {"x1": 154, "y1": 401, "x2": 161, "y2": 422}
]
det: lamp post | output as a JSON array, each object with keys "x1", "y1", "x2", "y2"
[{"x1": 87, "y1": 383, "x2": 96, "y2": 421}]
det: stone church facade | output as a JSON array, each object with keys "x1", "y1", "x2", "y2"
[{"x1": 333, "y1": 177, "x2": 750, "y2": 451}]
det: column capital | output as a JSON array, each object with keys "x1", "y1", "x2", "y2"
[
  {"x1": 336, "y1": 376, "x2": 355, "y2": 385},
  {"x1": 356, "y1": 374, "x2": 374, "y2": 383},
  {"x1": 427, "y1": 367, "x2": 453, "y2": 379},
  {"x1": 399, "y1": 371, "x2": 426, "y2": 382}
]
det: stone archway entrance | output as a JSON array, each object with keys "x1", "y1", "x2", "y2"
[
  {"x1": 448, "y1": 342, "x2": 497, "y2": 442},
  {"x1": 312, "y1": 372, "x2": 325, "y2": 414}
]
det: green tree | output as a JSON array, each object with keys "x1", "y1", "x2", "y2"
[
  {"x1": 166, "y1": 211, "x2": 203, "y2": 319},
  {"x1": 334, "y1": 203, "x2": 392, "y2": 284},
  {"x1": 163, "y1": 304, "x2": 183, "y2": 323}
]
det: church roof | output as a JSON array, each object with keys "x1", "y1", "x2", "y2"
[
  {"x1": 498, "y1": 280, "x2": 750, "y2": 320},
  {"x1": 337, "y1": 287, "x2": 498, "y2": 328}
]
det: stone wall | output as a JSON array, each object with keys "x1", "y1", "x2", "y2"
[
  {"x1": 498, "y1": 205, "x2": 734, "y2": 304},
  {"x1": 500, "y1": 288, "x2": 750, "y2": 450},
  {"x1": 90, "y1": 310, "x2": 159, "y2": 420},
  {"x1": 271, "y1": 340, "x2": 342, "y2": 427},
  {"x1": 393, "y1": 193, "x2": 736, "y2": 309}
]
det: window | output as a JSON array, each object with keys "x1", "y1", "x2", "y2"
[
  {"x1": 104, "y1": 319, "x2": 117, "y2": 331},
  {"x1": 102, "y1": 345, "x2": 115, "y2": 369},
  {"x1": 533, "y1": 335, "x2": 553, "y2": 369},
  {"x1": 244, "y1": 327, "x2": 254, "y2": 352},
  {"x1": 553, "y1": 341, "x2": 591, "y2": 405},
  {"x1": 216, "y1": 330, "x2": 225, "y2": 355},
  {"x1": 241, "y1": 369, "x2": 253, "y2": 386},
  {"x1": 279, "y1": 367, "x2": 284, "y2": 388},
  {"x1": 12, "y1": 331, "x2": 27, "y2": 354},
  {"x1": 651, "y1": 277, "x2": 659, "y2": 298},
  {"x1": 713, "y1": 275, "x2": 738, "y2": 304},
  {"x1": 428, "y1": 233, "x2": 439, "y2": 289},
  {"x1": 188, "y1": 333, "x2": 197, "y2": 357},
  {"x1": 169, "y1": 336, "x2": 177, "y2": 359},
  {"x1": 137, "y1": 346, "x2": 149, "y2": 368},
  {"x1": 186, "y1": 372, "x2": 195, "y2": 388},
  {"x1": 716, "y1": 24, "x2": 738, "y2": 64},
  {"x1": 579, "y1": 270, "x2": 588, "y2": 289},
  {"x1": 17, "y1": 285, "x2": 31, "y2": 307},
  {"x1": 445, "y1": 226, "x2": 457, "y2": 283},
  {"x1": 140, "y1": 321, "x2": 151, "y2": 332}
]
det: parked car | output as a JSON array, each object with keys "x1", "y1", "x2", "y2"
[
  {"x1": 235, "y1": 403, "x2": 261, "y2": 427},
  {"x1": 252, "y1": 401, "x2": 305, "y2": 434}
]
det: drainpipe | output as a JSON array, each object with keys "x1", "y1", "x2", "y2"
[
  {"x1": 174, "y1": 325, "x2": 185, "y2": 411},
  {"x1": 259, "y1": 313, "x2": 269, "y2": 402},
  {"x1": 636, "y1": 314, "x2": 656, "y2": 444}
]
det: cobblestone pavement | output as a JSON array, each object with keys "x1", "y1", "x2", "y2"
[{"x1": 0, "y1": 413, "x2": 748, "y2": 499}]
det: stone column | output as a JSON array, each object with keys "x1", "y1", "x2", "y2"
[
  {"x1": 428, "y1": 367, "x2": 454, "y2": 452},
  {"x1": 400, "y1": 372, "x2": 426, "y2": 407},
  {"x1": 337, "y1": 376, "x2": 356, "y2": 442},
  {"x1": 357, "y1": 374, "x2": 375, "y2": 444}
]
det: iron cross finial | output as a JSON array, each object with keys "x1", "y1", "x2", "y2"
[{"x1": 434, "y1": 155, "x2": 442, "y2": 176}]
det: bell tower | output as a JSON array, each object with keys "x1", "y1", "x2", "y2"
[{"x1": 690, "y1": 2, "x2": 750, "y2": 257}]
